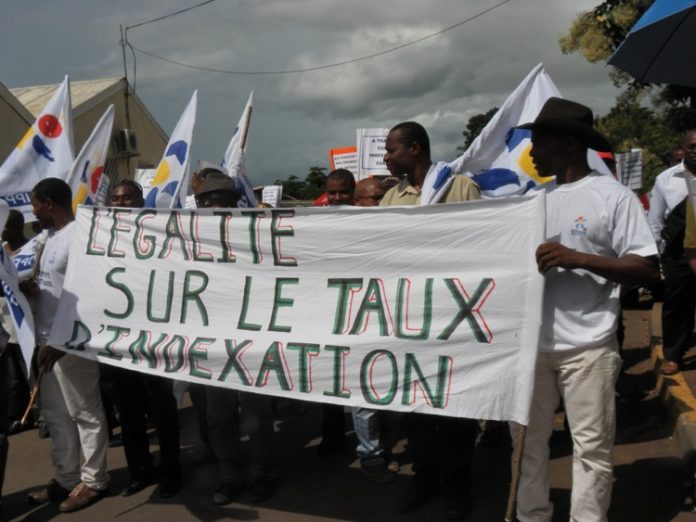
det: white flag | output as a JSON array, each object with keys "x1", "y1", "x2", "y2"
[
  {"x1": 0, "y1": 202, "x2": 36, "y2": 377},
  {"x1": 0, "y1": 76, "x2": 74, "y2": 220},
  {"x1": 449, "y1": 63, "x2": 611, "y2": 198},
  {"x1": 144, "y1": 91, "x2": 197, "y2": 209},
  {"x1": 66, "y1": 105, "x2": 115, "y2": 212},
  {"x1": 222, "y1": 92, "x2": 258, "y2": 208}
]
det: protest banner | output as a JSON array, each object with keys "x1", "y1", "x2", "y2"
[
  {"x1": 49, "y1": 195, "x2": 545, "y2": 424},
  {"x1": 329, "y1": 147, "x2": 358, "y2": 175},
  {"x1": 616, "y1": 149, "x2": 643, "y2": 190},
  {"x1": 357, "y1": 128, "x2": 389, "y2": 180},
  {"x1": 0, "y1": 76, "x2": 74, "y2": 220}
]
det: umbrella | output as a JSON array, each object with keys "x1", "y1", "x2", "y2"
[{"x1": 608, "y1": 0, "x2": 696, "y2": 87}]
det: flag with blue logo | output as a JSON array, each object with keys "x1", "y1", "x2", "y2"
[
  {"x1": 0, "y1": 76, "x2": 74, "y2": 220},
  {"x1": 222, "y1": 92, "x2": 258, "y2": 208},
  {"x1": 450, "y1": 64, "x2": 613, "y2": 198},
  {"x1": 0, "y1": 201, "x2": 36, "y2": 377},
  {"x1": 144, "y1": 91, "x2": 198, "y2": 208},
  {"x1": 449, "y1": 64, "x2": 558, "y2": 198},
  {"x1": 66, "y1": 105, "x2": 114, "y2": 212}
]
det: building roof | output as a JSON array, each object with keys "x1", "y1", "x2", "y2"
[
  {"x1": 0, "y1": 81, "x2": 33, "y2": 125},
  {"x1": 10, "y1": 77, "x2": 123, "y2": 117}
]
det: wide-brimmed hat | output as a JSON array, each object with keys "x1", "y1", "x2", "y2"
[
  {"x1": 196, "y1": 160, "x2": 229, "y2": 178},
  {"x1": 517, "y1": 97, "x2": 611, "y2": 152},
  {"x1": 197, "y1": 171, "x2": 237, "y2": 196}
]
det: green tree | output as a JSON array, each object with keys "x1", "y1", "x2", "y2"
[
  {"x1": 303, "y1": 166, "x2": 327, "y2": 200},
  {"x1": 274, "y1": 175, "x2": 305, "y2": 200},
  {"x1": 560, "y1": 0, "x2": 696, "y2": 188},
  {"x1": 459, "y1": 108, "x2": 498, "y2": 152}
]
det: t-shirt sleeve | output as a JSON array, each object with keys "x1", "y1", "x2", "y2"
[
  {"x1": 611, "y1": 191, "x2": 658, "y2": 258},
  {"x1": 685, "y1": 195, "x2": 696, "y2": 250}
]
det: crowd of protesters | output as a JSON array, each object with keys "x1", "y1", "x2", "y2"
[{"x1": 1, "y1": 96, "x2": 695, "y2": 522}]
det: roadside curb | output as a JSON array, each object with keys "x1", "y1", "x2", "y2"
[{"x1": 650, "y1": 303, "x2": 696, "y2": 454}]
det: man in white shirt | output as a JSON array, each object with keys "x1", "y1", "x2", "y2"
[
  {"x1": 513, "y1": 98, "x2": 659, "y2": 522},
  {"x1": 25, "y1": 178, "x2": 109, "y2": 513},
  {"x1": 647, "y1": 130, "x2": 696, "y2": 375}
]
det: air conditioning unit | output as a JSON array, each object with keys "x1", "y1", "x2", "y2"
[{"x1": 114, "y1": 129, "x2": 138, "y2": 156}]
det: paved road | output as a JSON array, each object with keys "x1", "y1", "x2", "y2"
[{"x1": 3, "y1": 308, "x2": 695, "y2": 521}]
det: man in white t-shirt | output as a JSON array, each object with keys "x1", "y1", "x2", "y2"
[
  {"x1": 24, "y1": 178, "x2": 109, "y2": 513},
  {"x1": 513, "y1": 98, "x2": 659, "y2": 522}
]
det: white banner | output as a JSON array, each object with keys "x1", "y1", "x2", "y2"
[
  {"x1": 357, "y1": 128, "x2": 389, "y2": 180},
  {"x1": 49, "y1": 196, "x2": 545, "y2": 424},
  {"x1": 0, "y1": 76, "x2": 74, "y2": 220},
  {"x1": 144, "y1": 91, "x2": 197, "y2": 209}
]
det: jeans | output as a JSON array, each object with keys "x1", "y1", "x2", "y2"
[{"x1": 352, "y1": 408, "x2": 384, "y2": 465}]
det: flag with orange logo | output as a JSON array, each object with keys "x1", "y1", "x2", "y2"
[
  {"x1": 0, "y1": 76, "x2": 74, "y2": 220},
  {"x1": 66, "y1": 105, "x2": 114, "y2": 212},
  {"x1": 144, "y1": 91, "x2": 198, "y2": 208}
]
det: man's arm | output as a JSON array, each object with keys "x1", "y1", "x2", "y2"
[
  {"x1": 536, "y1": 242, "x2": 660, "y2": 285},
  {"x1": 646, "y1": 176, "x2": 666, "y2": 242}
]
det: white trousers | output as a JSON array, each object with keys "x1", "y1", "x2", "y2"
[
  {"x1": 512, "y1": 341, "x2": 621, "y2": 522},
  {"x1": 40, "y1": 354, "x2": 109, "y2": 491}
]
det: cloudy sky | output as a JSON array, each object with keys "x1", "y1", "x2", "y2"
[{"x1": 1, "y1": 0, "x2": 621, "y2": 185}]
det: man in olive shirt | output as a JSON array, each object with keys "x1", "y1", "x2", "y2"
[{"x1": 380, "y1": 121, "x2": 480, "y2": 520}]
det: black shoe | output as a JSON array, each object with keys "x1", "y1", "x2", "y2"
[
  {"x1": 27, "y1": 479, "x2": 71, "y2": 504},
  {"x1": 361, "y1": 461, "x2": 395, "y2": 484},
  {"x1": 122, "y1": 475, "x2": 154, "y2": 497},
  {"x1": 395, "y1": 476, "x2": 440, "y2": 513},
  {"x1": 8, "y1": 420, "x2": 27, "y2": 435},
  {"x1": 158, "y1": 475, "x2": 182, "y2": 498},
  {"x1": 444, "y1": 486, "x2": 470, "y2": 521},
  {"x1": 108, "y1": 434, "x2": 123, "y2": 448},
  {"x1": 212, "y1": 482, "x2": 245, "y2": 505},
  {"x1": 317, "y1": 436, "x2": 344, "y2": 455},
  {"x1": 247, "y1": 479, "x2": 276, "y2": 503}
]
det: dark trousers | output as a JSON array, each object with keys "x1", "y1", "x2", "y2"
[
  {"x1": 0, "y1": 349, "x2": 10, "y2": 498},
  {"x1": 5, "y1": 344, "x2": 29, "y2": 423},
  {"x1": 407, "y1": 413, "x2": 478, "y2": 491},
  {"x1": 321, "y1": 404, "x2": 346, "y2": 443},
  {"x1": 662, "y1": 255, "x2": 696, "y2": 364},
  {"x1": 106, "y1": 365, "x2": 181, "y2": 480},
  {"x1": 206, "y1": 387, "x2": 276, "y2": 484}
]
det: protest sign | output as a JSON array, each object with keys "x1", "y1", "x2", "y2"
[
  {"x1": 49, "y1": 196, "x2": 545, "y2": 424},
  {"x1": 357, "y1": 128, "x2": 389, "y2": 179},
  {"x1": 262, "y1": 185, "x2": 283, "y2": 207},
  {"x1": 329, "y1": 147, "x2": 358, "y2": 175},
  {"x1": 616, "y1": 149, "x2": 643, "y2": 190}
]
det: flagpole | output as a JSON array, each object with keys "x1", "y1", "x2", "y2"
[{"x1": 504, "y1": 424, "x2": 527, "y2": 522}]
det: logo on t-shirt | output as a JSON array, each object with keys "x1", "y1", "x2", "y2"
[{"x1": 571, "y1": 215, "x2": 587, "y2": 236}]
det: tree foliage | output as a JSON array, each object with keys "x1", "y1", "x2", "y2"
[
  {"x1": 274, "y1": 166, "x2": 327, "y2": 200},
  {"x1": 459, "y1": 108, "x2": 499, "y2": 152},
  {"x1": 560, "y1": 0, "x2": 696, "y2": 188}
]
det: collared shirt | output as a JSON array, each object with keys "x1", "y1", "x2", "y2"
[
  {"x1": 380, "y1": 173, "x2": 480, "y2": 206},
  {"x1": 686, "y1": 198, "x2": 696, "y2": 250},
  {"x1": 647, "y1": 162, "x2": 692, "y2": 244}
]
